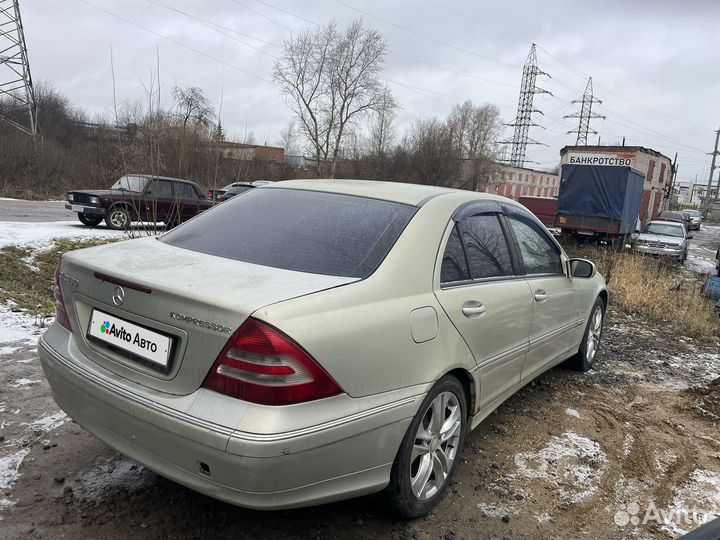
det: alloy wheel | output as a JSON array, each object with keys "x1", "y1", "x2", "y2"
[
  {"x1": 410, "y1": 391, "x2": 462, "y2": 500},
  {"x1": 585, "y1": 306, "x2": 603, "y2": 364}
]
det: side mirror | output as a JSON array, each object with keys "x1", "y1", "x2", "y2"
[{"x1": 570, "y1": 258, "x2": 596, "y2": 279}]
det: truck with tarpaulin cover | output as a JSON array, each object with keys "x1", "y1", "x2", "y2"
[{"x1": 555, "y1": 164, "x2": 645, "y2": 241}]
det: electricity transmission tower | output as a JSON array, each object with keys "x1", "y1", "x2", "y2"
[
  {"x1": 500, "y1": 44, "x2": 551, "y2": 167},
  {"x1": 564, "y1": 77, "x2": 604, "y2": 145},
  {"x1": 0, "y1": 0, "x2": 36, "y2": 135}
]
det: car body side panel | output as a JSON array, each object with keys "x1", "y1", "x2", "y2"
[{"x1": 521, "y1": 273, "x2": 580, "y2": 380}]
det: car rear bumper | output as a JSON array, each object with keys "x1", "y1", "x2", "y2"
[
  {"x1": 632, "y1": 244, "x2": 685, "y2": 260},
  {"x1": 66, "y1": 203, "x2": 106, "y2": 216},
  {"x1": 38, "y1": 327, "x2": 416, "y2": 510}
]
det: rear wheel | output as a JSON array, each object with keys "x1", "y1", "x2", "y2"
[
  {"x1": 567, "y1": 297, "x2": 605, "y2": 371},
  {"x1": 105, "y1": 206, "x2": 131, "y2": 230},
  {"x1": 78, "y1": 213, "x2": 103, "y2": 227},
  {"x1": 386, "y1": 375, "x2": 467, "y2": 518}
]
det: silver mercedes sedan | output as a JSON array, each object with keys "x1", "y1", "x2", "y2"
[{"x1": 39, "y1": 180, "x2": 607, "y2": 517}]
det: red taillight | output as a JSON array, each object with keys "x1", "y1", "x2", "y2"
[
  {"x1": 202, "y1": 318, "x2": 343, "y2": 405},
  {"x1": 53, "y1": 264, "x2": 72, "y2": 331}
]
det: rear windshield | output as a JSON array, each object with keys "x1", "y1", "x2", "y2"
[{"x1": 160, "y1": 188, "x2": 417, "y2": 278}]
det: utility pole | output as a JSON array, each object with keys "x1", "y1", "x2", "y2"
[
  {"x1": 703, "y1": 126, "x2": 720, "y2": 215},
  {"x1": 0, "y1": 0, "x2": 36, "y2": 135},
  {"x1": 565, "y1": 77, "x2": 605, "y2": 145},
  {"x1": 499, "y1": 44, "x2": 551, "y2": 168}
]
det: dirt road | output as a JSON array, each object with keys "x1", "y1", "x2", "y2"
[{"x1": 1, "y1": 305, "x2": 718, "y2": 540}]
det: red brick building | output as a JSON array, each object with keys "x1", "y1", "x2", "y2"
[{"x1": 482, "y1": 164, "x2": 560, "y2": 200}]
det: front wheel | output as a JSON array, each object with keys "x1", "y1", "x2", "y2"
[
  {"x1": 78, "y1": 213, "x2": 103, "y2": 226},
  {"x1": 567, "y1": 297, "x2": 605, "y2": 371},
  {"x1": 105, "y1": 206, "x2": 131, "y2": 230},
  {"x1": 386, "y1": 375, "x2": 467, "y2": 518}
]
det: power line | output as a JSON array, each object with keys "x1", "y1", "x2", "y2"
[
  {"x1": 418, "y1": 0, "x2": 715, "y2": 134},
  {"x1": 332, "y1": 0, "x2": 522, "y2": 70},
  {"x1": 142, "y1": 0, "x2": 278, "y2": 57},
  {"x1": 229, "y1": 0, "x2": 293, "y2": 32},
  {"x1": 73, "y1": 0, "x2": 272, "y2": 83}
]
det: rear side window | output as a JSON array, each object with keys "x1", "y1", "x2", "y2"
[
  {"x1": 458, "y1": 215, "x2": 513, "y2": 279},
  {"x1": 441, "y1": 226, "x2": 470, "y2": 283},
  {"x1": 160, "y1": 189, "x2": 417, "y2": 278}
]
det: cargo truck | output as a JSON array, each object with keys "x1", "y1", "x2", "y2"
[
  {"x1": 555, "y1": 164, "x2": 645, "y2": 242},
  {"x1": 518, "y1": 196, "x2": 557, "y2": 228}
]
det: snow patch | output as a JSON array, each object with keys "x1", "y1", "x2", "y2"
[
  {"x1": 0, "y1": 220, "x2": 128, "y2": 249},
  {"x1": 27, "y1": 411, "x2": 68, "y2": 432},
  {"x1": 8, "y1": 378, "x2": 40, "y2": 387},
  {"x1": 476, "y1": 502, "x2": 516, "y2": 518},
  {"x1": 661, "y1": 469, "x2": 720, "y2": 537},
  {"x1": 0, "y1": 304, "x2": 50, "y2": 345},
  {"x1": 0, "y1": 345, "x2": 20, "y2": 356},
  {"x1": 623, "y1": 434, "x2": 635, "y2": 457},
  {"x1": 514, "y1": 431, "x2": 608, "y2": 504},
  {"x1": 0, "y1": 449, "x2": 30, "y2": 490},
  {"x1": 536, "y1": 512, "x2": 553, "y2": 524},
  {"x1": 565, "y1": 408, "x2": 581, "y2": 419}
]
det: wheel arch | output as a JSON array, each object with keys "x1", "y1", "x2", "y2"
[
  {"x1": 598, "y1": 288, "x2": 608, "y2": 310},
  {"x1": 444, "y1": 368, "x2": 476, "y2": 419}
]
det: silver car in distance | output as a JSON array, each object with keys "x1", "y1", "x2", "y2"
[{"x1": 39, "y1": 180, "x2": 608, "y2": 517}]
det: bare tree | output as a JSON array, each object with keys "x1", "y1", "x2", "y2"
[
  {"x1": 277, "y1": 120, "x2": 300, "y2": 155},
  {"x1": 447, "y1": 101, "x2": 501, "y2": 192},
  {"x1": 369, "y1": 86, "x2": 398, "y2": 157},
  {"x1": 405, "y1": 117, "x2": 459, "y2": 187},
  {"x1": 172, "y1": 86, "x2": 213, "y2": 134},
  {"x1": 273, "y1": 19, "x2": 390, "y2": 177}
]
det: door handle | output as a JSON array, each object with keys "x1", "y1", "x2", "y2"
[
  {"x1": 462, "y1": 303, "x2": 487, "y2": 317},
  {"x1": 534, "y1": 289, "x2": 548, "y2": 302}
]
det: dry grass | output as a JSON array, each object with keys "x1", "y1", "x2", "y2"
[
  {"x1": 563, "y1": 242, "x2": 720, "y2": 341},
  {"x1": 0, "y1": 238, "x2": 118, "y2": 317}
]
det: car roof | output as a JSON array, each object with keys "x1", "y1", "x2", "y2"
[
  {"x1": 265, "y1": 179, "x2": 498, "y2": 207},
  {"x1": 129, "y1": 174, "x2": 197, "y2": 185}
]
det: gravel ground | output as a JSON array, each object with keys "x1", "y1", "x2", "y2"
[{"x1": 0, "y1": 306, "x2": 719, "y2": 540}]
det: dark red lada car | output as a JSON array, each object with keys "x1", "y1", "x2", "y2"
[{"x1": 66, "y1": 174, "x2": 213, "y2": 229}]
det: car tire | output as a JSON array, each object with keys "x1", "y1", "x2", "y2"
[
  {"x1": 105, "y1": 206, "x2": 131, "y2": 230},
  {"x1": 78, "y1": 213, "x2": 103, "y2": 227},
  {"x1": 386, "y1": 375, "x2": 467, "y2": 518},
  {"x1": 567, "y1": 297, "x2": 605, "y2": 371}
]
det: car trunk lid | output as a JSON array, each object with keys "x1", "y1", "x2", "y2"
[{"x1": 60, "y1": 236, "x2": 356, "y2": 395}]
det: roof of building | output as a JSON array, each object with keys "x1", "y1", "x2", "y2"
[
  {"x1": 560, "y1": 145, "x2": 673, "y2": 163},
  {"x1": 495, "y1": 163, "x2": 559, "y2": 176}
]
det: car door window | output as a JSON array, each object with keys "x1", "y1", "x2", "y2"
[
  {"x1": 440, "y1": 225, "x2": 470, "y2": 283},
  {"x1": 507, "y1": 216, "x2": 563, "y2": 275},
  {"x1": 458, "y1": 215, "x2": 513, "y2": 279},
  {"x1": 177, "y1": 183, "x2": 199, "y2": 199},
  {"x1": 146, "y1": 179, "x2": 174, "y2": 197}
]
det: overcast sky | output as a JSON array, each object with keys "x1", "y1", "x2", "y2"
[{"x1": 21, "y1": 0, "x2": 720, "y2": 183}]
